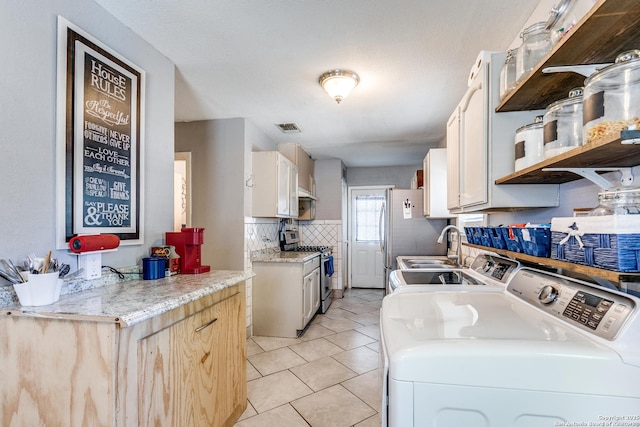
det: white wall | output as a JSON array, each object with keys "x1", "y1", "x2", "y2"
[
  {"x1": 315, "y1": 159, "x2": 345, "y2": 220},
  {"x1": 0, "y1": 0, "x2": 175, "y2": 268},
  {"x1": 174, "y1": 118, "x2": 259, "y2": 271}
]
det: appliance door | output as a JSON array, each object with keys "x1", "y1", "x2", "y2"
[{"x1": 388, "y1": 189, "x2": 447, "y2": 269}]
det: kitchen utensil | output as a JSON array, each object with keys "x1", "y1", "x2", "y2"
[
  {"x1": 1, "y1": 259, "x2": 24, "y2": 283},
  {"x1": 42, "y1": 250, "x2": 52, "y2": 274},
  {"x1": 0, "y1": 270, "x2": 20, "y2": 285},
  {"x1": 58, "y1": 264, "x2": 70, "y2": 278}
]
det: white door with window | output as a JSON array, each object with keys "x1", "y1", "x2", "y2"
[{"x1": 349, "y1": 187, "x2": 386, "y2": 288}]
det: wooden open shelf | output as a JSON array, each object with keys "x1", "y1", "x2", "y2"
[
  {"x1": 495, "y1": 134, "x2": 640, "y2": 185},
  {"x1": 463, "y1": 242, "x2": 640, "y2": 283},
  {"x1": 496, "y1": 0, "x2": 640, "y2": 112}
]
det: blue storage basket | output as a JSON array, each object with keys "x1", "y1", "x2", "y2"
[
  {"x1": 517, "y1": 226, "x2": 551, "y2": 257},
  {"x1": 479, "y1": 227, "x2": 493, "y2": 247},
  {"x1": 464, "y1": 227, "x2": 475, "y2": 244},
  {"x1": 551, "y1": 216, "x2": 640, "y2": 272},
  {"x1": 465, "y1": 227, "x2": 482, "y2": 245},
  {"x1": 488, "y1": 227, "x2": 507, "y2": 250},
  {"x1": 501, "y1": 227, "x2": 523, "y2": 253}
]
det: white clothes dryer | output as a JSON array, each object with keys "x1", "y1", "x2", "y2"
[{"x1": 381, "y1": 268, "x2": 640, "y2": 427}]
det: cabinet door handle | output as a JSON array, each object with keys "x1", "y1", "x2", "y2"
[{"x1": 195, "y1": 317, "x2": 218, "y2": 332}]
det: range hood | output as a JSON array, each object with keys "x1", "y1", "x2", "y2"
[{"x1": 298, "y1": 187, "x2": 316, "y2": 200}]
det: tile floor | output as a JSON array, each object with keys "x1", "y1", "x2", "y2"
[{"x1": 234, "y1": 288, "x2": 385, "y2": 427}]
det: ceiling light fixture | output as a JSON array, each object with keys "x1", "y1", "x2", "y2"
[{"x1": 319, "y1": 69, "x2": 359, "y2": 104}]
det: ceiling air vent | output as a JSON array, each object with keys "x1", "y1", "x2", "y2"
[{"x1": 275, "y1": 122, "x2": 302, "y2": 133}]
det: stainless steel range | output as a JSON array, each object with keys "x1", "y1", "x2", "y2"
[{"x1": 281, "y1": 230, "x2": 333, "y2": 313}]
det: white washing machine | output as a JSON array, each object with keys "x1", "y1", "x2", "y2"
[{"x1": 381, "y1": 267, "x2": 640, "y2": 427}]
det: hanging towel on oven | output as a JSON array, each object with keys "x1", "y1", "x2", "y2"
[{"x1": 324, "y1": 256, "x2": 334, "y2": 277}]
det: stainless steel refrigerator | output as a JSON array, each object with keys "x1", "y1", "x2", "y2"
[{"x1": 381, "y1": 188, "x2": 448, "y2": 293}]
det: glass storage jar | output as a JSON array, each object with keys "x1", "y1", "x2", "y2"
[
  {"x1": 516, "y1": 22, "x2": 552, "y2": 83},
  {"x1": 514, "y1": 115, "x2": 544, "y2": 171},
  {"x1": 583, "y1": 50, "x2": 640, "y2": 145},
  {"x1": 588, "y1": 187, "x2": 640, "y2": 215},
  {"x1": 500, "y1": 48, "x2": 518, "y2": 101},
  {"x1": 543, "y1": 87, "x2": 584, "y2": 159},
  {"x1": 545, "y1": 0, "x2": 597, "y2": 45}
]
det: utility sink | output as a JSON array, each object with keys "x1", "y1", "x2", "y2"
[
  {"x1": 396, "y1": 257, "x2": 457, "y2": 270},
  {"x1": 396, "y1": 270, "x2": 480, "y2": 286}
]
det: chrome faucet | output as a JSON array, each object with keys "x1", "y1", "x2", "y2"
[{"x1": 437, "y1": 225, "x2": 464, "y2": 267}]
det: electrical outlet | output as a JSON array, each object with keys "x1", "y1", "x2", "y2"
[{"x1": 79, "y1": 253, "x2": 102, "y2": 279}]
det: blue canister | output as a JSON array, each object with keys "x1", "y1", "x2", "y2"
[{"x1": 142, "y1": 257, "x2": 166, "y2": 280}]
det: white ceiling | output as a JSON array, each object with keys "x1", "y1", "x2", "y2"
[{"x1": 95, "y1": 0, "x2": 539, "y2": 167}]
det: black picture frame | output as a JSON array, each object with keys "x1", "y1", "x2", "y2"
[{"x1": 56, "y1": 17, "x2": 145, "y2": 248}]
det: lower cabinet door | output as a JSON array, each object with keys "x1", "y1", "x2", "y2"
[{"x1": 138, "y1": 292, "x2": 244, "y2": 427}]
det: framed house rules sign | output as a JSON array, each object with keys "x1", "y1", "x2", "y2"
[{"x1": 56, "y1": 17, "x2": 145, "y2": 248}]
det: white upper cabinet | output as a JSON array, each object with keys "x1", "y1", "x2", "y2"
[
  {"x1": 446, "y1": 51, "x2": 559, "y2": 212},
  {"x1": 278, "y1": 143, "x2": 315, "y2": 198},
  {"x1": 252, "y1": 151, "x2": 299, "y2": 218},
  {"x1": 423, "y1": 148, "x2": 455, "y2": 218}
]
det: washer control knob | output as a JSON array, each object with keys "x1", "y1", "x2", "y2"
[{"x1": 538, "y1": 285, "x2": 558, "y2": 305}]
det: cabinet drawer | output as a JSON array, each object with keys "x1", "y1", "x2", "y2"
[{"x1": 303, "y1": 256, "x2": 320, "y2": 275}]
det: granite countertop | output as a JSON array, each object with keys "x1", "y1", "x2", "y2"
[
  {"x1": 0, "y1": 270, "x2": 253, "y2": 327},
  {"x1": 252, "y1": 251, "x2": 320, "y2": 263}
]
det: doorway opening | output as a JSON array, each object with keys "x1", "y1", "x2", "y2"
[
  {"x1": 347, "y1": 186, "x2": 389, "y2": 289},
  {"x1": 174, "y1": 152, "x2": 192, "y2": 231}
]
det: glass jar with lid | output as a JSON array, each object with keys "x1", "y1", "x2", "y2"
[
  {"x1": 500, "y1": 48, "x2": 518, "y2": 101},
  {"x1": 583, "y1": 50, "x2": 640, "y2": 145},
  {"x1": 588, "y1": 187, "x2": 640, "y2": 216},
  {"x1": 543, "y1": 87, "x2": 584, "y2": 159},
  {"x1": 516, "y1": 22, "x2": 552, "y2": 83},
  {"x1": 514, "y1": 115, "x2": 544, "y2": 171},
  {"x1": 545, "y1": 0, "x2": 597, "y2": 45}
]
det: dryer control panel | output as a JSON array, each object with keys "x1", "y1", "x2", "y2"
[
  {"x1": 469, "y1": 254, "x2": 520, "y2": 284},
  {"x1": 507, "y1": 268, "x2": 637, "y2": 340}
]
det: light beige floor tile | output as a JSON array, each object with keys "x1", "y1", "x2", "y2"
[
  {"x1": 246, "y1": 338, "x2": 264, "y2": 357},
  {"x1": 332, "y1": 346, "x2": 380, "y2": 374},
  {"x1": 324, "y1": 330, "x2": 376, "y2": 351},
  {"x1": 356, "y1": 291, "x2": 385, "y2": 302},
  {"x1": 344, "y1": 311, "x2": 380, "y2": 325},
  {"x1": 247, "y1": 370, "x2": 313, "y2": 413},
  {"x1": 248, "y1": 347, "x2": 307, "y2": 376},
  {"x1": 290, "y1": 356, "x2": 357, "y2": 391},
  {"x1": 366, "y1": 342, "x2": 380, "y2": 353},
  {"x1": 354, "y1": 413, "x2": 382, "y2": 427},
  {"x1": 236, "y1": 401, "x2": 257, "y2": 421},
  {"x1": 315, "y1": 317, "x2": 364, "y2": 333},
  {"x1": 355, "y1": 324, "x2": 381, "y2": 341},
  {"x1": 291, "y1": 384, "x2": 376, "y2": 427},
  {"x1": 364, "y1": 299, "x2": 383, "y2": 310},
  {"x1": 342, "y1": 369, "x2": 383, "y2": 411},
  {"x1": 321, "y1": 307, "x2": 355, "y2": 319},
  {"x1": 338, "y1": 302, "x2": 373, "y2": 315},
  {"x1": 289, "y1": 337, "x2": 343, "y2": 362},
  {"x1": 299, "y1": 323, "x2": 335, "y2": 341},
  {"x1": 234, "y1": 403, "x2": 309, "y2": 427},
  {"x1": 252, "y1": 336, "x2": 302, "y2": 352},
  {"x1": 246, "y1": 360, "x2": 261, "y2": 381}
]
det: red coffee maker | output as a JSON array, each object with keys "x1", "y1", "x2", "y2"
[{"x1": 165, "y1": 227, "x2": 211, "y2": 274}]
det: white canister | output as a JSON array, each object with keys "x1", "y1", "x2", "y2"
[{"x1": 514, "y1": 115, "x2": 544, "y2": 171}]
